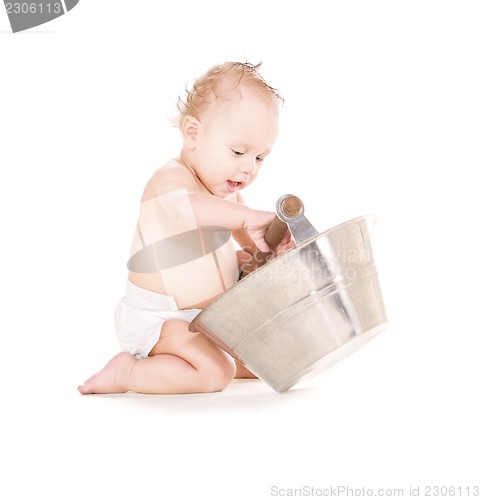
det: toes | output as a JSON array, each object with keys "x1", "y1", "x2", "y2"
[{"x1": 77, "y1": 384, "x2": 89, "y2": 394}]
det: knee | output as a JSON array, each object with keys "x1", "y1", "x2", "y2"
[{"x1": 200, "y1": 354, "x2": 236, "y2": 392}]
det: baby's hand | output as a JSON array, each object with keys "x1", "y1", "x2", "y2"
[
  {"x1": 242, "y1": 210, "x2": 277, "y2": 253},
  {"x1": 275, "y1": 230, "x2": 295, "y2": 256}
]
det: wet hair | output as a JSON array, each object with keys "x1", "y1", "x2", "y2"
[{"x1": 175, "y1": 61, "x2": 283, "y2": 127}]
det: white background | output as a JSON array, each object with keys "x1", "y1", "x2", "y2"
[{"x1": 1, "y1": 1, "x2": 480, "y2": 498}]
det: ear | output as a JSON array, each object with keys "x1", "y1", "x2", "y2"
[{"x1": 181, "y1": 115, "x2": 201, "y2": 149}]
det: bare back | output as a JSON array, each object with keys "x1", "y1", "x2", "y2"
[{"x1": 127, "y1": 160, "x2": 238, "y2": 309}]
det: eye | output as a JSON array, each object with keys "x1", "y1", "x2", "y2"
[
  {"x1": 256, "y1": 156, "x2": 265, "y2": 163},
  {"x1": 231, "y1": 149, "x2": 244, "y2": 156}
]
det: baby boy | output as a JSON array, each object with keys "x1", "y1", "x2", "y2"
[{"x1": 78, "y1": 62, "x2": 288, "y2": 394}]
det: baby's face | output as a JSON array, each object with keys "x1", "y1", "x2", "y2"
[{"x1": 190, "y1": 91, "x2": 279, "y2": 197}]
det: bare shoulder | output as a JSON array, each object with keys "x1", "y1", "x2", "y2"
[{"x1": 142, "y1": 159, "x2": 198, "y2": 200}]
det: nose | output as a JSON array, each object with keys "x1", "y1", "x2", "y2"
[{"x1": 240, "y1": 156, "x2": 257, "y2": 176}]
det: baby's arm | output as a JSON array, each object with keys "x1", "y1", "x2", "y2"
[
  {"x1": 152, "y1": 165, "x2": 275, "y2": 252},
  {"x1": 232, "y1": 192, "x2": 259, "y2": 257},
  {"x1": 188, "y1": 192, "x2": 274, "y2": 252}
]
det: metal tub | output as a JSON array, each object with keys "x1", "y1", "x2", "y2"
[{"x1": 190, "y1": 196, "x2": 388, "y2": 392}]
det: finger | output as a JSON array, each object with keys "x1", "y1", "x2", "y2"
[
  {"x1": 254, "y1": 238, "x2": 270, "y2": 253},
  {"x1": 279, "y1": 231, "x2": 291, "y2": 246}
]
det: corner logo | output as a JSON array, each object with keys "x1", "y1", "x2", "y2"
[{"x1": 4, "y1": 1, "x2": 79, "y2": 33}]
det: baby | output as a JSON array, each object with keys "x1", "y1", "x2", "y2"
[{"x1": 78, "y1": 62, "x2": 289, "y2": 395}]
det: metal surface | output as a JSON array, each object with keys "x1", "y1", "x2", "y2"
[
  {"x1": 275, "y1": 194, "x2": 318, "y2": 243},
  {"x1": 189, "y1": 196, "x2": 388, "y2": 392}
]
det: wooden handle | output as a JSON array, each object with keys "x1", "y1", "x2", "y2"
[
  {"x1": 264, "y1": 216, "x2": 289, "y2": 250},
  {"x1": 240, "y1": 218, "x2": 286, "y2": 277},
  {"x1": 240, "y1": 195, "x2": 303, "y2": 278}
]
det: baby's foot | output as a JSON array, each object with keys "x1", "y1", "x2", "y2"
[{"x1": 78, "y1": 352, "x2": 136, "y2": 394}]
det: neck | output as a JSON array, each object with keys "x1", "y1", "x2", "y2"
[
  {"x1": 178, "y1": 152, "x2": 213, "y2": 194},
  {"x1": 179, "y1": 153, "x2": 195, "y2": 174}
]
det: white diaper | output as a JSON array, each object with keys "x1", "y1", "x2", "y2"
[{"x1": 114, "y1": 280, "x2": 201, "y2": 359}]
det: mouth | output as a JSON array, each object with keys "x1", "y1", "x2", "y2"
[{"x1": 226, "y1": 180, "x2": 242, "y2": 193}]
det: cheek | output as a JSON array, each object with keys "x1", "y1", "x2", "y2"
[
  {"x1": 205, "y1": 143, "x2": 225, "y2": 163},
  {"x1": 247, "y1": 169, "x2": 260, "y2": 185}
]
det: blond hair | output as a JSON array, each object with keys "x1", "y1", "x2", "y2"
[{"x1": 175, "y1": 62, "x2": 283, "y2": 127}]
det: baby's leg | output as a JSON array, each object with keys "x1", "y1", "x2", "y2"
[
  {"x1": 234, "y1": 360, "x2": 258, "y2": 379},
  {"x1": 78, "y1": 319, "x2": 236, "y2": 394}
]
